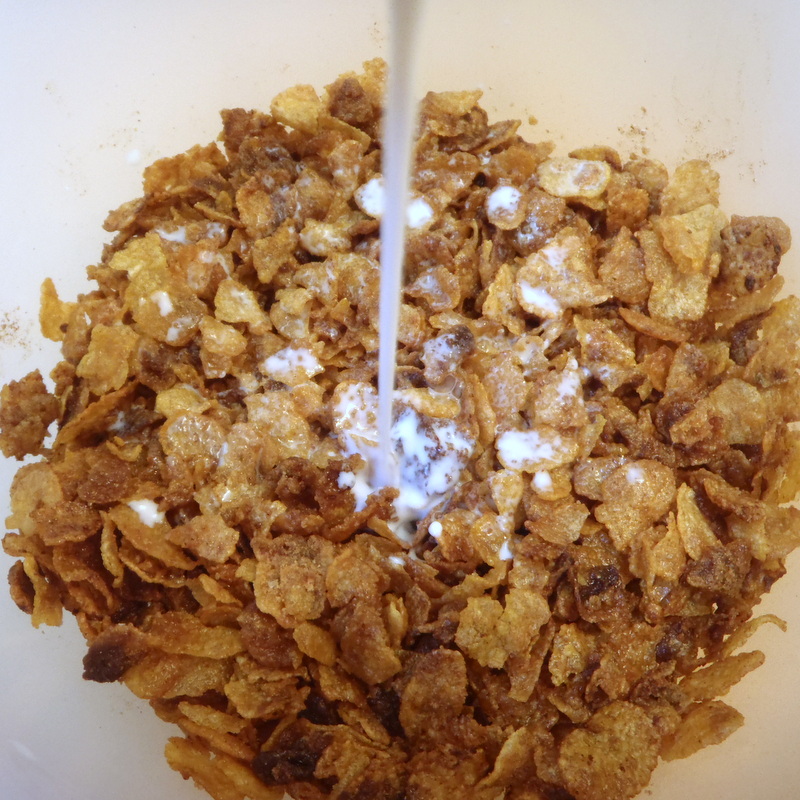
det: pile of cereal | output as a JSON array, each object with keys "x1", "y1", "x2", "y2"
[{"x1": 3, "y1": 59, "x2": 800, "y2": 800}]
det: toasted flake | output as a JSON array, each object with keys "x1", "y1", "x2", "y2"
[
  {"x1": 679, "y1": 650, "x2": 765, "y2": 701},
  {"x1": 660, "y1": 160, "x2": 720, "y2": 216},
  {"x1": 168, "y1": 514, "x2": 240, "y2": 563},
  {"x1": 496, "y1": 426, "x2": 578, "y2": 472},
  {"x1": 516, "y1": 227, "x2": 610, "y2": 316},
  {"x1": 399, "y1": 650, "x2": 467, "y2": 736},
  {"x1": 270, "y1": 83, "x2": 322, "y2": 133},
  {"x1": 654, "y1": 203, "x2": 727, "y2": 275},
  {"x1": 76, "y1": 324, "x2": 138, "y2": 395},
  {"x1": 639, "y1": 227, "x2": 711, "y2": 321},
  {"x1": 661, "y1": 700, "x2": 745, "y2": 761},
  {"x1": 595, "y1": 460, "x2": 676, "y2": 549},
  {"x1": 39, "y1": 278, "x2": 77, "y2": 342},
  {"x1": 254, "y1": 535, "x2": 333, "y2": 628},
  {"x1": 670, "y1": 378, "x2": 767, "y2": 447},
  {"x1": 675, "y1": 484, "x2": 719, "y2": 560},
  {"x1": 486, "y1": 184, "x2": 525, "y2": 229},
  {"x1": 538, "y1": 157, "x2": 612, "y2": 199},
  {"x1": 559, "y1": 701, "x2": 660, "y2": 800}
]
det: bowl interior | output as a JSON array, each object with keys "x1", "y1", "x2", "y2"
[{"x1": 1, "y1": 3, "x2": 799, "y2": 799}]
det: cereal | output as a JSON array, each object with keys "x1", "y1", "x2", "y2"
[
  {"x1": 0, "y1": 372, "x2": 59, "y2": 459},
  {"x1": 2, "y1": 59, "x2": 800, "y2": 800},
  {"x1": 537, "y1": 156, "x2": 613, "y2": 200},
  {"x1": 660, "y1": 700, "x2": 745, "y2": 761},
  {"x1": 559, "y1": 701, "x2": 660, "y2": 800}
]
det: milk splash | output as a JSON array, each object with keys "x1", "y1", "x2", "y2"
[{"x1": 333, "y1": 383, "x2": 474, "y2": 542}]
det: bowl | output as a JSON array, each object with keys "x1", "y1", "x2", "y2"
[{"x1": 1, "y1": 2, "x2": 799, "y2": 799}]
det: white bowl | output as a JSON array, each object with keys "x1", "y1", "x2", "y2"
[{"x1": 1, "y1": 2, "x2": 799, "y2": 799}]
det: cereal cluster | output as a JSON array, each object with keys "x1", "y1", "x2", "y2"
[{"x1": 3, "y1": 60, "x2": 800, "y2": 800}]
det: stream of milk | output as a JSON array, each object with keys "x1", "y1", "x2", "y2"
[
  {"x1": 375, "y1": 0, "x2": 424, "y2": 490},
  {"x1": 330, "y1": 1, "x2": 477, "y2": 542}
]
